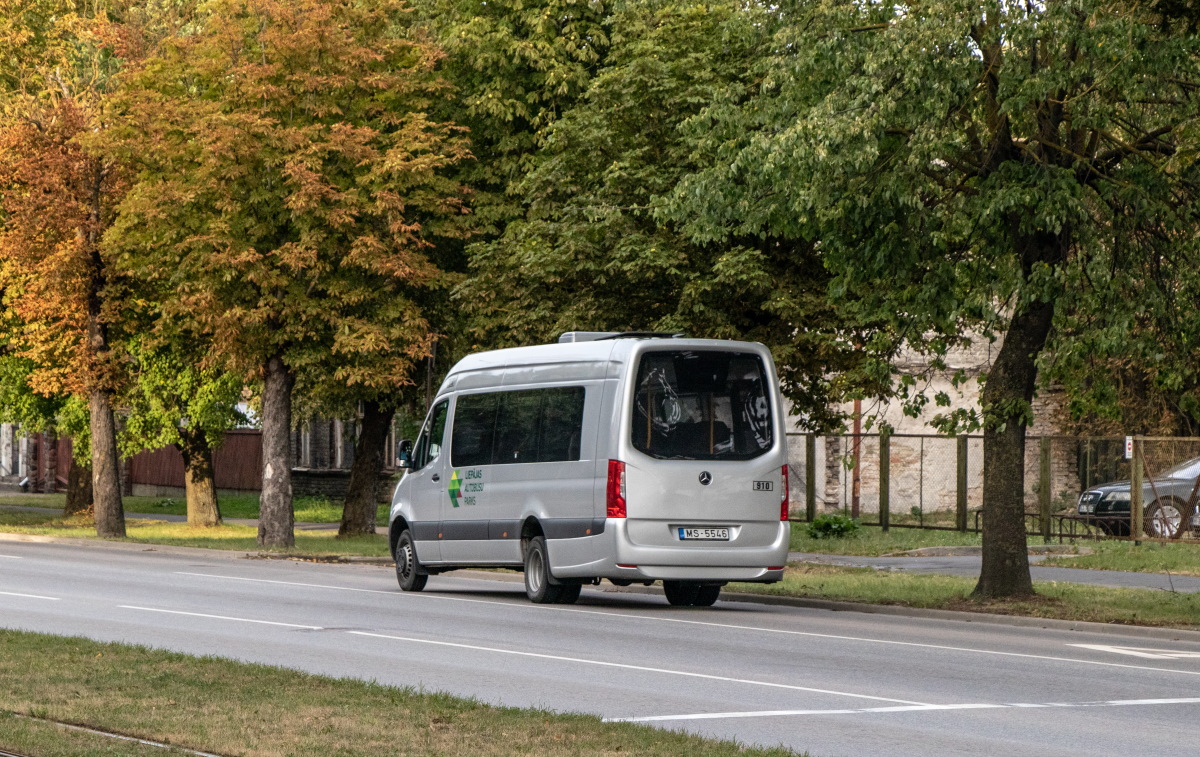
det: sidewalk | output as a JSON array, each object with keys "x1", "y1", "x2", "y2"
[
  {"x1": 789, "y1": 550, "x2": 1200, "y2": 593},
  {"x1": 4, "y1": 504, "x2": 1196, "y2": 593}
]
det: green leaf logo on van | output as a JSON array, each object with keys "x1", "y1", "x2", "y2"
[{"x1": 448, "y1": 469, "x2": 462, "y2": 507}]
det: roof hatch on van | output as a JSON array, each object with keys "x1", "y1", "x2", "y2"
[{"x1": 557, "y1": 331, "x2": 686, "y2": 343}]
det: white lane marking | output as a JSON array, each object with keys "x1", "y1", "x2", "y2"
[
  {"x1": 176, "y1": 571, "x2": 1200, "y2": 679},
  {"x1": 177, "y1": 572, "x2": 398, "y2": 595},
  {"x1": 0, "y1": 555, "x2": 22, "y2": 559},
  {"x1": 1069, "y1": 644, "x2": 1200, "y2": 660},
  {"x1": 119, "y1": 605, "x2": 322, "y2": 630},
  {"x1": 347, "y1": 630, "x2": 927, "y2": 705},
  {"x1": 0, "y1": 590, "x2": 58, "y2": 600},
  {"x1": 608, "y1": 696, "x2": 1200, "y2": 722}
]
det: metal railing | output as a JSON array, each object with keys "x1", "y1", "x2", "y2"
[{"x1": 784, "y1": 433, "x2": 1200, "y2": 542}]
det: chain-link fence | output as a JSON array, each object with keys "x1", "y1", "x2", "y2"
[{"x1": 785, "y1": 433, "x2": 1200, "y2": 541}]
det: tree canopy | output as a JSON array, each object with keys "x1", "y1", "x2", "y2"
[
  {"x1": 104, "y1": 0, "x2": 472, "y2": 546},
  {"x1": 663, "y1": 0, "x2": 1200, "y2": 595},
  {"x1": 459, "y1": 0, "x2": 882, "y2": 428},
  {"x1": 0, "y1": 0, "x2": 138, "y2": 535}
]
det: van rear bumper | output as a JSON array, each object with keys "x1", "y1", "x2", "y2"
[{"x1": 548, "y1": 519, "x2": 790, "y2": 582}]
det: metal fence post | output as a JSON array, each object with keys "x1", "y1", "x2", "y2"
[
  {"x1": 879, "y1": 433, "x2": 890, "y2": 532},
  {"x1": 1131, "y1": 437, "x2": 1143, "y2": 546},
  {"x1": 956, "y1": 435, "x2": 969, "y2": 532},
  {"x1": 805, "y1": 435, "x2": 816, "y2": 522},
  {"x1": 1039, "y1": 436, "x2": 1052, "y2": 542}
]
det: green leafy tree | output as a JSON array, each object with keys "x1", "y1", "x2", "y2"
[
  {"x1": 415, "y1": 0, "x2": 612, "y2": 236},
  {"x1": 667, "y1": 0, "x2": 1200, "y2": 596},
  {"x1": 0, "y1": 347, "x2": 93, "y2": 512},
  {"x1": 104, "y1": 0, "x2": 471, "y2": 547},
  {"x1": 0, "y1": 0, "x2": 138, "y2": 536},
  {"x1": 462, "y1": 0, "x2": 879, "y2": 426},
  {"x1": 120, "y1": 340, "x2": 246, "y2": 527}
]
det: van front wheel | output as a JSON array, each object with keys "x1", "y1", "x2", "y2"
[
  {"x1": 395, "y1": 531, "x2": 427, "y2": 592},
  {"x1": 524, "y1": 536, "x2": 562, "y2": 604}
]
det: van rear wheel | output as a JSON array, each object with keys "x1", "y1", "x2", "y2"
[
  {"x1": 524, "y1": 536, "x2": 562, "y2": 604},
  {"x1": 662, "y1": 580, "x2": 700, "y2": 606},
  {"x1": 693, "y1": 585, "x2": 721, "y2": 606}
]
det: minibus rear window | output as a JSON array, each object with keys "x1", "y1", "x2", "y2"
[{"x1": 632, "y1": 351, "x2": 772, "y2": 460}]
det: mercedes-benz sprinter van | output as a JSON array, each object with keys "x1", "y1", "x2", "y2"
[{"x1": 388, "y1": 332, "x2": 791, "y2": 606}]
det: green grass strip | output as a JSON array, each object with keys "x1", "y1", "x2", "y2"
[
  {"x1": 0, "y1": 512, "x2": 390, "y2": 557},
  {"x1": 0, "y1": 494, "x2": 388, "y2": 526},
  {"x1": 732, "y1": 564, "x2": 1200, "y2": 628},
  {"x1": 1040, "y1": 539, "x2": 1200, "y2": 576},
  {"x1": 0, "y1": 629, "x2": 802, "y2": 757},
  {"x1": 788, "y1": 523, "x2": 984, "y2": 555}
]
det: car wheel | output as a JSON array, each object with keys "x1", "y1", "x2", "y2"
[
  {"x1": 662, "y1": 580, "x2": 700, "y2": 606},
  {"x1": 1096, "y1": 517, "x2": 1128, "y2": 537},
  {"x1": 394, "y1": 531, "x2": 427, "y2": 592},
  {"x1": 524, "y1": 536, "x2": 562, "y2": 604},
  {"x1": 692, "y1": 585, "x2": 721, "y2": 607},
  {"x1": 1144, "y1": 499, "x2": 1187, "y2": 539}
]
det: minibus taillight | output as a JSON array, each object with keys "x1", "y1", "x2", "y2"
[
  {"x1": 607, "y1": 460, "x2": 627, "y2": 518},
  {"x1": 781, "y1": 464, "x2": 790, "y2": 521}
]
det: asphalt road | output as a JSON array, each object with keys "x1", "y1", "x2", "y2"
[{"x1": 2, "y1": 539, "x2": 1200, "y2": 757}]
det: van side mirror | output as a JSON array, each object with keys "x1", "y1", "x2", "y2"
[{"x1": 396, "y1": 439, "x2": 413, "y2": 469}]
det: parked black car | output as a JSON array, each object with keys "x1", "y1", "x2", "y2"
[{"x1": 1077, "y1": 456, "x2": 1200, "y2": 538}]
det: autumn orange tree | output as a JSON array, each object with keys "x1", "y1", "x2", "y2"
[
  {"x1": 0, "y1": 0, "x2": 138, "y2": 536},
  {"x1": 105, "y1": 0, "x2": 470, "y2": 547}
]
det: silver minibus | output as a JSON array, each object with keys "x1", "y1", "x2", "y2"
[{"x1": 389, "y1": 332, "x2": 791, "y2": 606}]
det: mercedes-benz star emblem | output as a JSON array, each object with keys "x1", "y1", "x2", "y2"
[{"x1": 698, "y1": 471, "x2": 712, "y2": 485}]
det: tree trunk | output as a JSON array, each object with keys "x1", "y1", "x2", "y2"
[
  {"x1": 974, "y1": 232, "x2": 1062, "y2": 599},
  {"x1": 90, "y1": 388, "x2": 125, "y2": 538},
  {"x1": 339, "y1": 400, "x2": 393, "y2": 537},
  {"x1": 258, "y1": 354, "x2": 295, "y2": 548},
  {"x1": 27, "y1": 434, "x2": 40, "y2": 493},
  {"x1": 44, "y1": 428, "x2": 58, "y2": 494},
  {"x1": 83, "y1": 161, "x2": 123, "y2": 537},
  {"x1": 179, "y1": 429, "x2": 221, "y2": 527},
  {"x1": 64, "y1": 461, "x2": 93, "y2": 517}
]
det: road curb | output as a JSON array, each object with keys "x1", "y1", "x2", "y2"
[
  {"x1": 4, "y1": 531, "x2": 1200, "y2": 641},
  {"x1": 0, "y1": 531, "x2": 392, "y2": 564}
]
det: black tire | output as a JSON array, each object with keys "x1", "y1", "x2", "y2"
[
  {"x1": 524, "y1": 536, "x2": 562, "y2": 604},
  {"x1": 394, "y1": 531, "x2": 427, "y2": 592},
  {"x1": 1145, "y1": 499, "x2": 1188, "y2": 539},
  {"x1": 662, "y1": 580, "x2": 700, "y2": 606},
  {"x1": 556, "y1": 583, "x2": 582, "y2": 605},
  {"x1": 693, "y1": 584, "x2": 721, "y2": 607}
]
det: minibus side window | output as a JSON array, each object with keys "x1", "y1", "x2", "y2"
[
  {"x1": 537, "y1": 387, "x2": 585, "y2": 462},
  {"x1": 452, "y1": 393, "x2": 499, "y2": 467},
  {"x1": 451, "y1": 387, "x2": 586, "y2": 467},
  {"x1": 412, "y1": 400, "x2": 448, "y2": 471},
  {"x1": 494, "y1": 391, "x2": 540, "y2": 463}
]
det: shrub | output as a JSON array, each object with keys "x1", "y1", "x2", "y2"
[{"x1": 806, "y1": 513, "x2": 861, "y2": 539}]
